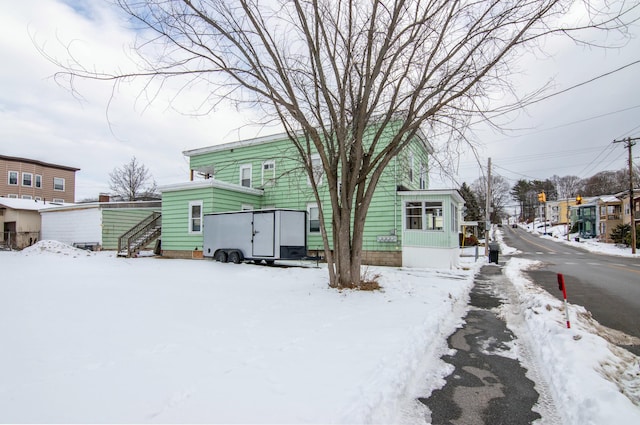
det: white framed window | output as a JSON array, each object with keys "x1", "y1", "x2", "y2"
[
  {"x1": 240, "y1": 164, "x2": 252, "y2": 188},
  {"x1": 307, "y1": 154, "x2": 324, "y2": 186},
  {"x1": 7, "y1": 194, "x2": 18, "y2": 199},
  {"x1": 21, "y1": 195, "x2": 33, "y2": 200},
  {"x1": 404, "y1": 201, "x2": 444, "y2": 231},
  {"x1": 35, "y1": 197, "x2": 42, "y2": 201},
  {"x1": 52, "y1": 198, "x2": 65, "y2": 204},
  {"x1": 35, "y1": 175, "x2": 42, "y2": 188},
  {"x1": 188, "y1": 200, "x2": 203, "y2": 234},
  {"x1": 405, "y1": 202, "x2": 423, "y2": 230},
  {"x1": 22, "y1": 172, "x2": 33, "y2": 187},
  {"x1": 8, "y1": 171, "x2": 18, "y2": 186},
  {"x1": 262, "y1": 160, "x2": 275, "y2": 187},
  {"x1": 307, "y1": 203, "x2": 320, "y2": 233},
  {"x1": 53, "y1": 177, "x2": 65, "y2": 191},
  {"x1": 451, "y1": 203, "x2": 458, "y2": 232},
  {"x1": 409, "y1": 153, "x2": 414, "y2": 183}
]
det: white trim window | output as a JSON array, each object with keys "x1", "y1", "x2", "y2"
[
  {"x1": 8, "y1": 171, "x2": 18, "y2": 186},
  {"x1": 52, "y1": 198, "x2": 65, "y2": 203},
  {"x1": 53, "y1": 177, "x2": 65, "y2": 191},
  {"x1": 262, "y1": 160, "x2": 275, "y2": 187},
  {"x1": 240, "y1": 164, "x2": 252, "y2": 188},
  {"x1": 451, "y1": 203, "x2": 458, "y2": 232},
  {"x1": 405, "y1": 201, "x2": 444, "y2": 231},
  {"x1": 419, "y1": 163, "x2": 426, "y2": 190},
  {"x1": 35, "y1": 174, "x2": 42, "y2": 188},
  {"x1": 22, "y1": 172, "x2": 33, "y2": 187},
  {"x1": 307, "y1": 203, "x2": 320, "y2": 233},
  {"x1": 21, "y1": 195, "x2": 33, "y2": 200},
  {"x1": 7, "y1": 194, "x2": 18, "y2": 199},
  {"x1": 409, "y1": 153, "x2": 414, "y2": 183},
  {"x1": 188, "y1": 200, "x2": 203, "y2": 234},
  {"x1": 307, "y1": 154, "x2": 324, "y2": 186}
]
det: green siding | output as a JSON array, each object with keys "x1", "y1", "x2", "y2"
[
  {"x1": 102, "y1": 208, "x2": 159, "y2": 250},
  {"x1": 174, "y1": 121, "x2": 439, "y2": 254},
  {"x1": 161, "y1": 186, "x2": 262, "y2": 251}
]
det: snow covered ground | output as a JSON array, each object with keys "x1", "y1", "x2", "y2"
[
  {"x1": 1, "y1": 238, "x2": 639, "y2": 423},
  {"x1": 522, "y1": 220, "x2": 640, "y2": 258}
]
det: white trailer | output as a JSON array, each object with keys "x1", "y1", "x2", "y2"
[{"x1": 203, "y1": 209, "x2": 307, "y2": 264}]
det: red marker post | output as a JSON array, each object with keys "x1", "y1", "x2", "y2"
[{"x1": 557, "y1": 273, "x2": 571, "y2": 329}]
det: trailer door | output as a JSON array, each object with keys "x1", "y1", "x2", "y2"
[{"x1": 253, "y1": 211, "x2": 275, "y2": 257}]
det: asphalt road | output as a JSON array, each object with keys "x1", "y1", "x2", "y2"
[{"x1": 501, "y1": 225, "x2": 640, "y2": 355}]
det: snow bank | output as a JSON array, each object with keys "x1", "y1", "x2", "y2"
[
  {"x1": 0, "y1": 245, "x2": 481, "y2": 423},
  {"x1": 504, "y1": 258, "x2": 640, "y2": 425},
  {"x1": 20, "y1": 239, "x2": 94, "y2": 257}
]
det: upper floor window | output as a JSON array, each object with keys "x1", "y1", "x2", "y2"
[
  {"x1": 262, "y1": 160, "x2": 275, "y2": 187},
  {"x1": 188, "y1": 200, "x2": 203, "y2": 234},
  {"x1": 53, "y1": 177, "x2": 65, "y2": 191},
  {"x1": 8, "y1": 171, "x2": 18, "y2": 186},
  {"x1": 22, "y1": 172, "x2": 33, "y2": 187},
  {"x1": 240, "y1": 164, "x2": 252, "y2": 188},
  {"x1": 308, "y1": 154, "x2": 324, "y2": 186},
  {"x1": 408, "y1": 153, "x2": 414, "y2": 183},
  {"x1": 35, "y1": 175, "x2": 42, "y2": 188},
  {"x1": 419, "y1": 163, "x2": 426, "y2": 189}
]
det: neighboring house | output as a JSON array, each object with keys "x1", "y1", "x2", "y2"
[
  {"x1": 570, "y1": 199, "x2": 597, "y2": 239},
  {"x1": 40, "y1": 201, "x2": 161, "y2": 251},
  {"x1": 546, "y1": 198, "x2": 581, "y2": 226},
  {"x1": 596, "y1": 195, "x2": 623, "y2": 242},
  {"x1": 160, "y1": 123, "x2": 465, "y2": 268},
  {"x1": 0, "y1": 197, "x2": 68, "y2": 249},
  {"x1": 618, "y1": 190, "x2": 640, "y2": 230},
  {"x1": 0, "y1": 155, "x2": 79, "y2": 203}
]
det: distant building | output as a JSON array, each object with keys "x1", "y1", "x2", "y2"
[{"x1": 0, "y1": 155, "x2": 79, "y2": 203}]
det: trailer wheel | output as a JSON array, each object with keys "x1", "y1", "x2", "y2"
[
  {"x1": 214, "y1": 250, "x2": 228, "y2": 263},
  {"x1": 228, "y1": 250, "x2": 243, "y2": 264},
  {"x1": 265, "y1": 260, "x2": 275, "y2": 266}
]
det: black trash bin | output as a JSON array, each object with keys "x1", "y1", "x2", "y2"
[{"x1": 488, "y1": 243, "x2": 500, "y2": 264}]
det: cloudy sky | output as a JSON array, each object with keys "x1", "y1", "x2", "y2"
[{"x1": 2, "y1": 0, "x2": 639, "y2": 201}]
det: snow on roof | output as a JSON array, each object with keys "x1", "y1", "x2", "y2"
[
  {"x1": 0, "y1": 197, "x2": 73, "y2": 211},
  {"x1": 599, "y1": 195, "x2": 621, "y2": 203}
]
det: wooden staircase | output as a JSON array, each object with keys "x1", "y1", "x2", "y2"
[{"x1": 117, "y1": 212, "x2": 161, "y2": 258}]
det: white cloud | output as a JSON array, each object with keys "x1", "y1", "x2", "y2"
[
  {"x1": 0, "y1": 0, "x2": 270, "y2": 201},
  {"x1": 2, "y1": 1, "x2": 639, "y2": 200}
]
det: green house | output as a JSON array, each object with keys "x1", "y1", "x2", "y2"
[{"x1": 160, "y1": 125, "x2": 464, "y2": 268}]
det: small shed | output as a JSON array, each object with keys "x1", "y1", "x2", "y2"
[
  {"x1": 0, "y1": 197, "x2": 69, "y2": 249},
  {"x1": 40, "y1": 201, "x2": 161, "y2": 250}
]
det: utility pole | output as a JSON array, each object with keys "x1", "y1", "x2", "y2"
[
  {"x1": 485, "y1": 157, "x2": 492, "y2": 256},
  {"x1": 613, "y1": 137, "x2": 638, "y2": 254}
]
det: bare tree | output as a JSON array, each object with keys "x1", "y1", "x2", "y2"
[
  {"x1": 109, "y1": 157, "x2": 158, "y2": 201},
  {"x1": 551, "y1": 174, "x2": 583, "y2": 199},
  {"x1": 472, "y1": 174, "x2": 511, "y2": 224},
  {"x1": 50, "y1": 0, "x2": 637, "y2": 288}
]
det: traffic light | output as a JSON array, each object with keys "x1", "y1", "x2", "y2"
[
  {"x1": 537, "y1": 192, "x2": 546, "y2": 203},
  {"x1": 576, "y1": 195, "x2": 582, "y2": 205}
]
